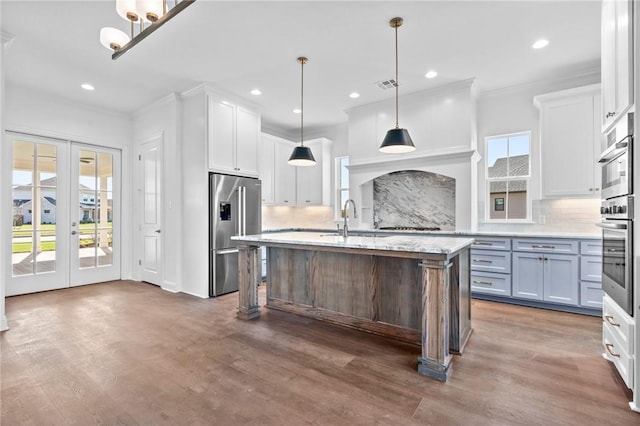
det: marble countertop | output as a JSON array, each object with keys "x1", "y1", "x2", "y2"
[
  {"x1": 262, "y1": 228, "x2": 602, "y2": 240},
  {"x1": 232, "y1": 231, "x2": 475, "y2": 255}
]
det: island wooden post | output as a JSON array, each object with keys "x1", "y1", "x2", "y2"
[
  {"x1": 237, "y1": 243, "x2": 261, "y2": 320},
  {"x1": 417, "y1": 257, "x2": 453, "y2": 381}
]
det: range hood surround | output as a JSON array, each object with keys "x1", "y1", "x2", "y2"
[{"x1": 349, "y1": 147, "x2": 480, "y2": 231}]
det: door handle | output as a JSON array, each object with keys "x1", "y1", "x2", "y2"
[{"x1": 155, "y1": 229, "x2": 161, "y2": 233}]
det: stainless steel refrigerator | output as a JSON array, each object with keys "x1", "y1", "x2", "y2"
[{"x1": 209, "y1": 173, "x2": 261, "y2": 297}]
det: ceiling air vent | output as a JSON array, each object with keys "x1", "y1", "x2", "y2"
[{"x1": 375, "y1": 79, "x2": 398, "y2": 90}]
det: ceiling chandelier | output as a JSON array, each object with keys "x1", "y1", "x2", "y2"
[
  {"x1": 288, "y1": 56, "x2": 316, "y2": 166},
  {"x1": 379, "y1": 17, "x2": 415, "y2": 154},
  {"x1": 100, "y1": 0, "x2": 196, "y2": 60}
]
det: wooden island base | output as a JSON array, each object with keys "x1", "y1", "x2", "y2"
[{"x1": 236, "y1": 238, "x2": 472, "y2": 382}]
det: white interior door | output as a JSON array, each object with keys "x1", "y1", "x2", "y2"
[
  {"x1": 69, "y1": 144, "x2": 121, "y2": 286},
  {"x1": 139, "y1": 137, "x2": 162, "y2": 286},
  {"x1": 7, "y1": 135, "x2": 70, "y2": 296}
]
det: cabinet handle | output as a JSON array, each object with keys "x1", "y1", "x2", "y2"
[
  {"x1": 604, "y1": 343, "x2": 620, "y2": 358},
  {"x1": 473, "y1": 280, "x2": 493, "y2": 286},
  {"x1": 604, "y1": 315, "x2": 620, "y2": 327},
  {"x1": 594, "y1": 188, "x2": 600, "y2": 191},
  {"x1": 606, "y1": 112, "x2": 616, "y2": 118},
  {"x1": 532, "y1": 244, "x2": 555, "y2": 249},
  {"x1": 473, "y1": 242, "x2": 493, "y2": 246},
  {"x1": 473, "y1": 259, "x2": 493, "y2": 263},
  {"x1": 588, "y1": 188, "x2": 593, "y2": 191}
]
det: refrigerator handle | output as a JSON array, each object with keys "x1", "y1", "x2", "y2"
[
  {"x1": 242, "y1": 186, "x2": 247, "y2": 235},
  {"x1": 238, "y1": 186, "x2": 246, "y2": 236}
]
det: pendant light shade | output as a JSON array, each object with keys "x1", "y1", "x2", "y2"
[
  {"x1": 379, "y1": 17, "x2": 415, "y2": 154},
  {"x1": 288, "y1": 146, "x2": 316, "y2": 166},
  {"x1": 380, "y1": 128, "x2": 415, "y2": 153},
  {"x1": 288, "y1": 56, "x2": 316, "y2": 166}
]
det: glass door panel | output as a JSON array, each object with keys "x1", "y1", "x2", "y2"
[
  {"x1": 7, "y1": 135, "x2": 68, "y2": 296},
  {"x1": 70, "y1": 145, "x2": 120, "y2": 286}
]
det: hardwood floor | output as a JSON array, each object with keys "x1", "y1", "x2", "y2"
[{"x1": 1, "y1": 280, "x2": 637, "y2": 425}]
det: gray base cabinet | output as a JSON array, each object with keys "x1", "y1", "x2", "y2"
[{"x1": 472, "y1": 236, "x2": 601, "y2": 315}]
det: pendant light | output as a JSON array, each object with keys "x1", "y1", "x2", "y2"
[
  {"x1": 379, "y1": 17, "x2": 416, "y2": 154},
  {"x1": 288, "y1": 57, "x2": 316, "y2": 166}
]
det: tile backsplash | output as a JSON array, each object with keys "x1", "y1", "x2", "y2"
[
  {"x1": 262, "y1": 205, "x2": 336, "y2": 231},
  {"x1": 479, "y1": 198, "x2": 601, "y2": 235}
]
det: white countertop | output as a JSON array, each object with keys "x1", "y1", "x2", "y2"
[
  {"x1": 232, "y1": 231, "x2": 475, "y2": 255},
  {"x1": 262, "y1": 228, "x2": 602, "y2": 240}
]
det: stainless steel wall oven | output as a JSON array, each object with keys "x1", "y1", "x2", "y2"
[
  {"x1": 598, "y1": 196, "x2": 633, "y2": 315},
  {"x1": 598, "y1": 112, "x2": 634, "y2": 316}
]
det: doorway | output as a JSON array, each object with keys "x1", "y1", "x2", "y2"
[{"x1": 6, "y1": 133, "x2": 121, "y2": 296}]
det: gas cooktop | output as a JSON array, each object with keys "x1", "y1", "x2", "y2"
[{"x1": 378, "y1": 226, "x2": 441, "y2": 231}]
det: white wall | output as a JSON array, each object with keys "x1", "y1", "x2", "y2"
[
  {"x1": 179, "y1": 89, "x2": 209, "y2": 298},
  {"x1": 476, "y1": 70, "x2": 601, "y2": 231},
  {"x1": 0, "y1": 25, "x2": 10, "y2": 331},
  {"x1": 345, "y1": 80, "x2": 479, "y2": 230},
  {"x1": 131, "y1": 94, "x2": 182, "y2": 293}
]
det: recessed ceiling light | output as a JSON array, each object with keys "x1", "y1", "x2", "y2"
[
  {"x1": 81, "y1": 83, "x2": 95, "y2": 91},
  {"x1": 532, "y1": 39, "x2": 549, "y2": 49},
  {"x1": 250, "y1": 89, "x2": 261, "y2": 96},
  {"x1": 349, "y1": 92, "x2": 360, "y2": 99},
  {"x1": 293, "y1": 108, "x2": 302, "y2": 114},
  {"x1": 425, "y1": 70, "x2": 438, "y2": 79}
]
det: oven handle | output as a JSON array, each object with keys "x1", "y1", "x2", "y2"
[
  {"x1": 598, "y1": 136, "x2": 630, "y2": 163},
  {"x1": 596, "y1": 222, "x2": 628, "y2": 230}
]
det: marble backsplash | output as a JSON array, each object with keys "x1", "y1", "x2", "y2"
[{"x1": 372, "y1": 170, "x2": 455, "y2": 230}]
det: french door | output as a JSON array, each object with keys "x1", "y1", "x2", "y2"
[{"x1": 7, "y1": 133, "x2": 121, "y2": 296}]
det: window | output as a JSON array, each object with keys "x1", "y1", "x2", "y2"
[
  {"x1": 44, "y1": 209, "x2": 51, "y2": 214},
  {"x1": 335, "y1": 156, "x2": 349, "y2": 219},
  {"x1": 485, "y1": 132, "x2": 530, "y2": 220}
]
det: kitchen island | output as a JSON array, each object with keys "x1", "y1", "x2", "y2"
[{"x1": 232, "y1": 231, "x2": 474, "y2": 381}]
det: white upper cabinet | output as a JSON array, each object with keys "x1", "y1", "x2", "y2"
[
  {"x1": 534, "y1": 85, "x2": 601, "y2": 198},
  {"x1": 295, "y1": 138, "x2": 332, "y2": 206},
  {"x1": 259, "y1": 134, "x2": 276, "y2": 204},
  {"x1": 273, "y1": 139, "x2": 297, "y2": 205},
  {"x1": 208, "y1": 96, "x2": 260, "y2": 177},
  {"x1": 601, "y1": 0, "x2": 634, "y2": 131},
  {"x1": 260, "y1": 134, "x2": 332, "y2": 206}
]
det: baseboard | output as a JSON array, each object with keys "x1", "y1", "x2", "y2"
[{"x1": 1, "y1": 315, "x2": 8, "y2": 331}]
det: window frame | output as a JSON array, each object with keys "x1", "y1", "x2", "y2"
[{"x1": 484, "y1": 131, "x2": 532, "y2": 223}]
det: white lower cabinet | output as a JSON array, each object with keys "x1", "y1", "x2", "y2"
[{"x1": 603, "y1": 294, "x2": 635, "y2": 389}]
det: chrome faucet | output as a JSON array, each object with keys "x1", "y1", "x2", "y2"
[{"x1": 342, "y1": 199, "x2": 357, "y2": 238}]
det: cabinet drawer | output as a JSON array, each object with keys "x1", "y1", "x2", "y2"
[
  {"x1": 603, "y1": 324, "x2": 634, "y2": 389},
  {"x1": 471, "y1": 272, "x2": 511, "y2": 296},
  {"x1": 580, "y1": 281, "x2": 602, "y2": 309},
  {"x1": 471, "y1": 238, "x2": 511, "y2": 251},
  {"x1": 580, "y1": 256, "x2": 601, "y2": 281},
  {"x1": 580, "y1": 240, "x2": 602, "y2": 256},
  {"x1": 603, "y1": 294, "x2": 634, "y2": 354},
  {"x1": 512, "y1": 239, "x2": 579, "y2": 254},
  {"x1": 470, "y1": 250, "x2": 511, "y2": 273}
]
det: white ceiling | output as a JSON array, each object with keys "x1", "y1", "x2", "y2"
[{"x1": 1, "y1": 0, "x2": 601, "y2": 137}]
